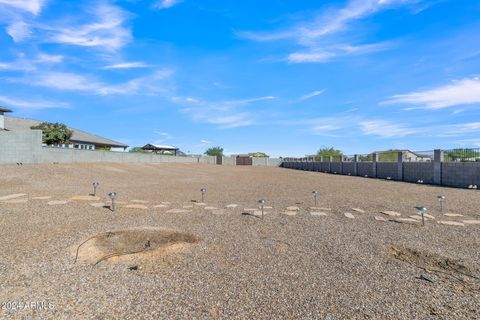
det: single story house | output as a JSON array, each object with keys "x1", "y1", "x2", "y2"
[
  {"x1": 1, "y1": 108, "x2": 128, "y2": 151},
  {"x1": 371, "y1": 150, "x2": 433, "y2": 162}
]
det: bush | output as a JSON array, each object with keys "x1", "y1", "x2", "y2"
[
  {"x1": 205, "y1": 147, "x2": 224, "y2": 157},
  {"x1": 30, "y1": 122, "x2": 73, "y2": 145}
]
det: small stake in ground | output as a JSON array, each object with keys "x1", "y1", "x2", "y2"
[
  {"x1": 415, "y1": 206, "x2": 428, "y2": 226},
  {"x1": 437, "y1": 195, "x2": 445, "y2": 212},
  {"x1": 92, "y1": 182, "x2": 99, "y2": 196},
  {"x1": 312, "y1": 191, "x2": 318, "y2": 206},
  {"x1": 108, "y1": 192, "x2": 117, "y2": 212},
  {"x1": 200, "y1": 188, "x2": 207, "y2": 203},
  {"x1": 258, "y1": 199, "x2": 266, "y2": 219}
]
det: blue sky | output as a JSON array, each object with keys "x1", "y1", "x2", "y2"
[{"x1": 1, "y1": 0, "x2": 480, "y2": 156}]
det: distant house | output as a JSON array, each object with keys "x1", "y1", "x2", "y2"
[
  {"x1": 142, "y1": 144, "x2": 180, "y2": 155},
  {"x1": 372, "y1": 150, "x2": 432, "y2": 162},
  {"x1": 2, "y1": 113, "x2": 128, "y2": 151}
]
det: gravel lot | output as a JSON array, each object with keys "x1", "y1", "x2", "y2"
[{"x1": 0, "y1": 162, "x2": 479, "y2": 319}]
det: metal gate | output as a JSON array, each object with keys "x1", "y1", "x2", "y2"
[
  {"x1": 216, "y1": 155, "x2": 222, "y2": 165},
  {"x1": 236, "y1": 156, "x2": 252, "y2": 165}
]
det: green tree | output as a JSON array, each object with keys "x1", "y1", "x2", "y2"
[
  {"x1": 378, "y1": 149, "x2": 401, "y2": 162},
  {"x1": 205, "y1": 147, "x2": 224, "y2": 157},
  {"x1": 316, "y1": 147, "x2": 342, "y2": 160},
  {"x1": 248, "y1": 152, "x2": 269, "y2": 158},
  {"x1": 30, "y1": 122, "x2": 73, "y2": 145},
  {"x1": 445, "y1": 148, "x2": 480, "y2": 162}
]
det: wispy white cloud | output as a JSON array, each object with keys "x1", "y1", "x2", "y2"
[
  {"x1": 360, "y1": 120, "x2": 418, "y2": 137},
  {"x1": 173, "y1": 95, "x2": 276, "y2": 128},
  {"x1": 6, "y1": 20, "x2": 32, "y2": 42},
  {"x1": 0, "y1": 52, "x2": 63, "y2": 71},
  {"x1": 102, "y1": 62, "x2": 151, "y2": 70},
  {"x1": 240, "y1": 0, "x2": 418, "y2": 63},
  {"x1": 153, "y1": 0, "x2": 183, "y2": 9},
  {"x1": 299, "y1": 90, "x2": 325, "y2": 101},
  {"x1": 288, "y1": 40, "x2": 393, "y2": 63},
  {"x1": 0, "y1": 0, "x2": 45, "y2": 15},
  {"x1": 0, "y1": 0, "x2": 46, "y2": 42},
  {"x1": 43, "y1": 2, "x2": 131, "y2": 51},
  {"x1": 11, "y1": 69, "x2": 174, "y2": 96},
  {"x1": 384, "y1": 77, "x2": 480, "y2": 110},
  {"x1": 0, "y1": 95, "x2": 69, "y2": 110},
  {"x1": 153, "y1": 131, "x2": 172, "y2": 144}
]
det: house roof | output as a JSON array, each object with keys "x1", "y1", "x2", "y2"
[
  {"x1": 0, "y1": 106, "x2": 12, "y2": 113},
  {"x1": 142, "y1": 144, "x2": 179, "y2": 150},
  {"x1": 4, "y1": 116, "x2": 129, "y2": 148}
]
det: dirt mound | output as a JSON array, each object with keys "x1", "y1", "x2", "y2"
[
  {"x1": 75, "y1": 228, "x2": 198, "y2": 266},
  {"x1": 389, "y1": 245, "x2": 480, "y2": 290}
]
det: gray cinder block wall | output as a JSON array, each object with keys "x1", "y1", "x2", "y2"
[
  {"x1": 0, "y1": 130, "x2": 43, "y2": 164},
  {"x1": 0, "y1": 130, "x2": 217, "y2": 165},
  {"x1": 281, "y1": 150, "x2": 480, "y2": 189}
]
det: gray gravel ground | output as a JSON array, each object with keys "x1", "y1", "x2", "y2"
[{"x1": 0, "y1": 162, "x2": 479, "y2": 319}]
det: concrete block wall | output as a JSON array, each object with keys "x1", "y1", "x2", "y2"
[
  {"x1": 376, "y1": 162, "x2": 399, "y2": 180},
  {"x1": 342, "y1": 162, "x2": 355, "y2": 175},
  {"x1": 0, "y1": 131, "x2": 218, "y2": 165},
  {"x1": 330, "y1": 162, "x2": 342, "y2": 174},
  {"x1": 252, "y1": 157, "x2": 283, "y2": 166},
  {"x1": 220, "y1": 156, "x2": 236, "y2": 166},
  {"x1": 38, "y1": 147, "x2": 215, "y2": 164},
  {"x1": 441, "y1": 162, "x2": 480, "y2": 188},
  {"x1": 403, "y1": 162, "x2": 434, "y2": 184},
  {"x1": 321, "y1": 162, "x2": 330, "y2": 172},
  {"x1": 281, "y1": 152, "x2": 480, "y2": 188},
  {"x1": 357, "y1": 162, "x2": 374, "y2": 177},
  {"x1": 0, "y1": 130, "x2": 42, "y2": 164}
]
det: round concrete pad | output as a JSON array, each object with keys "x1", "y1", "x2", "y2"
[
  {"x1": 90, "y1": 202, "x2": 106, "y2": 208},
  {"x1": 71, "y1": 195, "x2": 101, "y2": 201},
  {"x1": 75, "y1": 228, "x2": 197, "y2": 265},
  {"x1": 166, "y1": 209, "x2": 192, "y2": 213},
  {"x1": 48, "y1": 200, "x2": 68, "y2": 205},
  {"x1": 462, "y1": 220, "x2": 480, "y2": 225},
  {"x1": 204, "y1": 206, "x2": 218, "y2": 210},
  {"x1": 124, "y1": 204, "x2": 148, "y2": 210},
  {"x1": 0, "y1": 193, "x2": 27, "y2": 201},
  {"x1": 310, "y1": 212, "x2": 328, "y2": 216},
  {"x1": 32, "y1": 196, "x2": 52, "y2": 200},
  {"x1": 381, "y1": 211, "x2": 401, "y2": 217},
  {"x1": 344, "y1": 212, "x2": 355, "y2": 219},
  {"x1": 438, "y1": 221, "x2": 465, "y2": 226}
]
